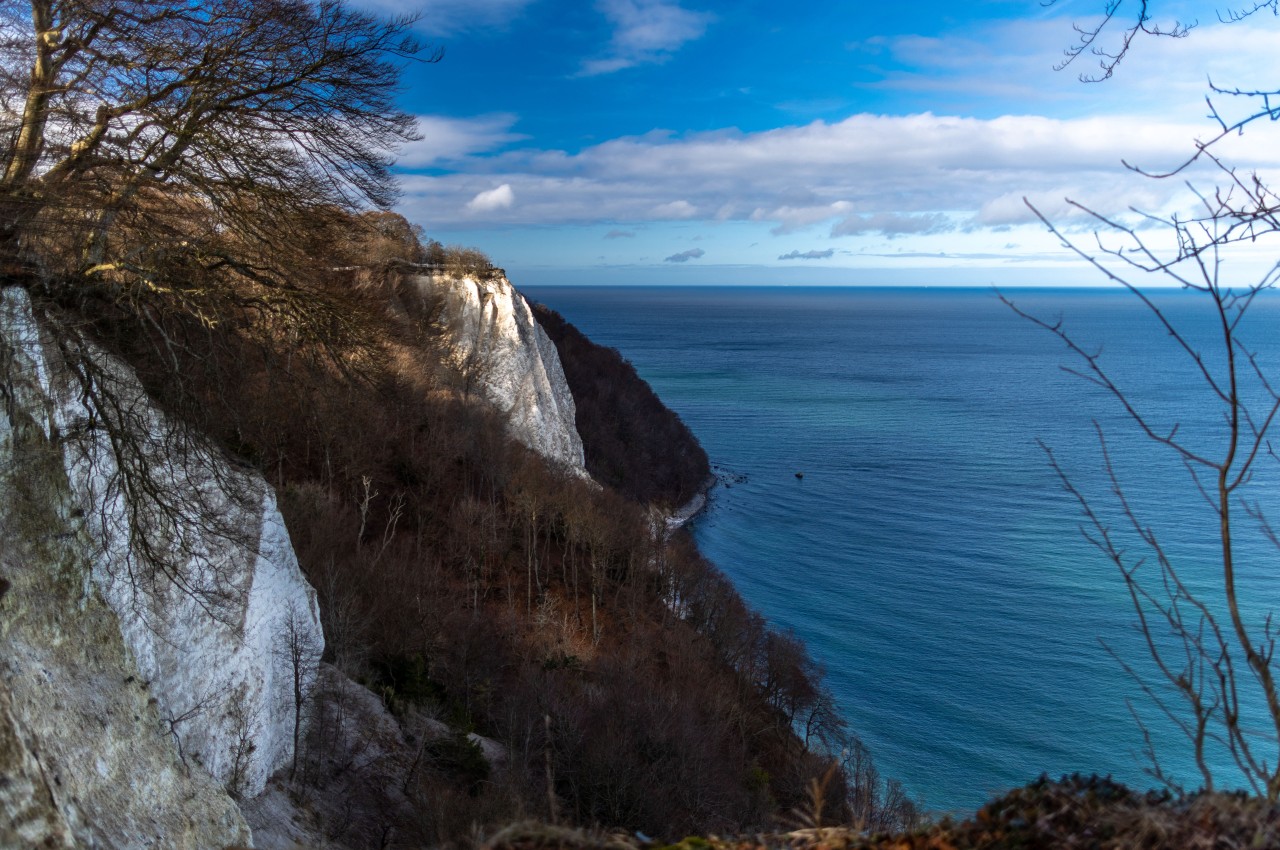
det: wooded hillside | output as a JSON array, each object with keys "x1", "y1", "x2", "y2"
[
  {"x1": 22, "y1": 209, "x2": 912, "y2": 844},
  {"x1": 532, "y1": 302, "x2": 711, "y2": 509},
  {"x1": 0, "y1": 2, "x2": 914, "y2": 842}
]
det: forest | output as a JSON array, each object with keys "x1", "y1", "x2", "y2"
[
  {"x1": 10, "y1": 1, "x2": 1280, "y2": 847},
  {"x1": 21, "y1": 204, "x2": 920, "y2": 843}
]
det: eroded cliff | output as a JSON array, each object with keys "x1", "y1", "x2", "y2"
[
  {"x1": 0, "y1": 287, "x2": 323, "y2": 848},
  {"x1": 424, "y1": 271, "x2": 587, "y2": 474}
]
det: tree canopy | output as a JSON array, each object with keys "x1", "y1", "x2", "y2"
[{"x1": 0, "y1": 0, "x2": 428, "y2": 301}]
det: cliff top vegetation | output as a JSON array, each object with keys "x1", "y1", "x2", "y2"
[
  {"x1": 479, "y1": 775, "x2": 1280, "y2": 850},
  {"x1": 533, "y1": 302, "x2": 711, "y2": 509}
]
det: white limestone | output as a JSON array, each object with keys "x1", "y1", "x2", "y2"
[
  {"x1": 423, "y1": 272, "x2": 587, "y2": 474},
  {"x1": 0, "y1": 286, "x2": 324, "y2": 846}
]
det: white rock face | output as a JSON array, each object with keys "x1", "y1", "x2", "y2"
[
  {"x1": 93, "y1": 477, "x2": 323, "y2": 798},
  {"x1": 0, "y1": 286, "x2": 324, "y2": 844},
  {"x1": 424, "y1": 272, "x2": 587, "y2": 474}
]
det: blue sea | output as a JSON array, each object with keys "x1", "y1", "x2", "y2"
[{"x1": 523, "y1": 285, "x2": 1280, "y2": 815}]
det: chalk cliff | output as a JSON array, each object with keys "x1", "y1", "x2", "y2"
[
  {"x1": 0, "y1": 270, "x2": 590, "y2": 847},
  {"x1": 0, "y1": 287, "x2": 322, "y2": 848},
  {"x1": 423, "y1": 272, "x2": 587, "y2": 474}
]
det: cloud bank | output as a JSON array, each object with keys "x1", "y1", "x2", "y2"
[
  {"x1": 398, "y1": 115, "x2": 524, "y2": 167},
  {"x1": 399, "y1": 110, "x2": 1280, "y2": 235},
  {"x1": 664, "y1": 248, "x2": 705, "y2": 262},
  {"x1": 832, "y1": 212, "x2": 952, "y2": 238}
]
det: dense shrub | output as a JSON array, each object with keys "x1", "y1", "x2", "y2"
[
  {"x1": 532, "y1": 303, "x2": 711, "y2": 508},
  {"x1": 422, "y1": 239, "x2": 500, "y2": 279},
  {"x1": 53, "y1": 212, "x2": 898, "y2": 843}
]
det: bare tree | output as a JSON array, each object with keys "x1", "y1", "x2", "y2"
[
  {"x1": 0, "y1": 0, "x2": 433, "y2": 607},
  {"x1": 0, "y1": 0, "x2": 430, "y2": 290},
  {"x1": 1047, "y1": 0, "x2": 1193, "y2": 82},
  {"x1": 1003, "y1": 209, "x2": 1280, "y2": 796},
  {"x1": 1005, "y1": 2, "x2": 1280, "y2": 797},
  {"x1": 225, "y1": 683, "x2": 261, "y2": 799},
  {"x1": 0, "y1": 0, "x2": 432, "y2": 423},
  {"x1": 275, "y1": 599, "x2": 323, "y2": 781}
]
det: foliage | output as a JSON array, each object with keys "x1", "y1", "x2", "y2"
[
  {"x1": 427, "y1": 731, "x2": 492, "y2": 795},
  {"x1": 371, "y1": 652, "x2": 443, "y2": 708},
  {"x1": 532, "y1": 302, "x2": 711, "y2": 508}
]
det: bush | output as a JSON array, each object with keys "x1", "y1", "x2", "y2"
[
  {"x1": 428, "y1": 732, "x2": 491, "y2": 795},
  {"x1": 422, "y1": 239, "x2": 499, "y2": 279},
  {"x1": 532, "y1": 303, "x2": 710, "y2": 508}
]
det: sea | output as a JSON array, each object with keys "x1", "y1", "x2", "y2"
[{"x1": 522, "y1": 285, "x2": 1280, "y2": 815}]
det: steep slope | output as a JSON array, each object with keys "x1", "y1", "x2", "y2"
[
  {"x1": 0, "y1": 251, "x2": 892, "y2": 845},
  {"x1": 531, "y1": 302, "x2": 710, "y2": 508},
  {"x1": 0, "y1": 287, "x2": 323, "y2": 847},
  {"x1": 423, "y1": 271, "x2": 587, "y2": 474}
]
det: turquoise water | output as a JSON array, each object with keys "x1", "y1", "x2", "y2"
[{"x1": 524, "y1": 285, "x2": 1280, "y2": 814}]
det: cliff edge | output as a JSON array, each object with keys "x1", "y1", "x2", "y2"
[
  {"x1": 0, "y1": 287, "x2": 323, "y2": 848},
  {"x1": 423, "y1": 271, "x2": 587, "y2": 475}
]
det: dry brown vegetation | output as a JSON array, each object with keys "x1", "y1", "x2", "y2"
[
  {"x1": 24, "y1": 207, "x2": 916, "y2": 845},
  {"x1": 482, "y1": 775, "x2": 1280, "y2": 850}
]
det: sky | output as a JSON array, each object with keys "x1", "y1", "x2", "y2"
[{"x1": 348, "y1": 0, "x2": 1280, "y2": 285}]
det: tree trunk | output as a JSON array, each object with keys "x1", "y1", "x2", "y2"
[{"x1": 3, "y1": 2, "x2": 57, "y2": 187}]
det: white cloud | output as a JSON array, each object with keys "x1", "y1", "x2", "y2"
[
  {"x1": 579, "y1": 57, "x2": 635, "y2": 76},
  {"x1": 465, "y1": 183, "x2": 516, "y2": 213},
  {"x1": 850, "y1": 13, "x2": 1280, "y2": 124},
  {"x1": 398, "y1": 114, "x2": 525, "y2": 167},
  {"x1": 973, "y1": 182, "x2": 1174, "y2": 228},
  {"x1": 398, "y1": 108, "x2": 1280, "y2": 233},
  {"x1": 755, "y1": 201, "x2": 854, "y2": 235},
  {"x1": 779, "y1": 249, "x2": 835, "y2": 260},
  {"x1": 652, "y1": 199, "x2": 697, "y2": 218},
  {"x1": 580, "y1": 0, "x2": 712, "y2": 75}
]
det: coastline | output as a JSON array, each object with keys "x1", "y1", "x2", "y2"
[{"x1": 664, "y1": 474, "x2": 717, "y2": 532}]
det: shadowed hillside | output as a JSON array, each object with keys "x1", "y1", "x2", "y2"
[
  {"x1": 532, "y1": 302, "x2": 711, "y2": 509},
  {"x1": 6, "y1": 210, "x2": 914, "y2": 845}
]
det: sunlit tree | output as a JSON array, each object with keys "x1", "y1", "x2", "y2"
[{"x1": 0, "y1": 0, "x2": 428, "y2": 302}]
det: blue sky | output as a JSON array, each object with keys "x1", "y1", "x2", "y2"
[{"x1": 350, "y1": 0, "x2": 1280, "y2": 285}]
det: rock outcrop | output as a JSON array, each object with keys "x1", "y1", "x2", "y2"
[
  {"x1": 423, "y1": 272, "x2": 587, "y2": 474},
  {"x1": 0, "y1": 287, "x2": 323, "y2": 847}
]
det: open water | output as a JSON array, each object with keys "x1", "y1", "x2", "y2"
[{"x1": 523, "y1": 285, "x2": 1280, "y2": 814}]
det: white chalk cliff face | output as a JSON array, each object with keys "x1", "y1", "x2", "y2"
[
  {"x1": 424, "y1": 272, "x2": 587, "y2": 474},
  {"x1": 0, "y1": 287, "x2": 323, "y2": 847}
]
